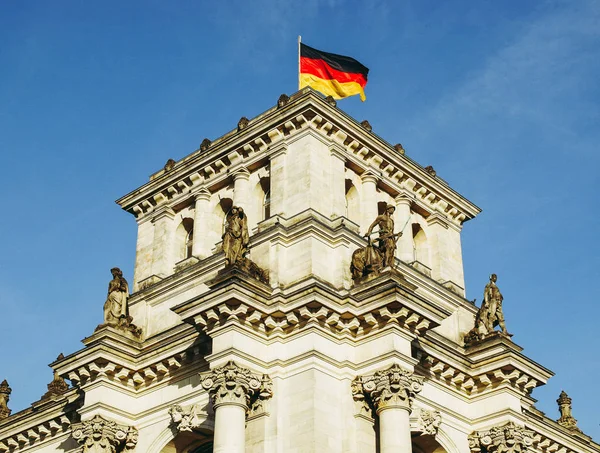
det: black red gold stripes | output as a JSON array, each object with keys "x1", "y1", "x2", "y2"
[{"x1": 300, "y1": 43, "x2": 369, "y2": 101}]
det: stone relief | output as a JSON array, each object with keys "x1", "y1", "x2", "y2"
[
  {"x1": 412, "y1": 408, "x2": 442, "y2": 436},
  {"x1": 200, "y1": 361, "x2": 273, "y2": 415},
  {"x1": 0, "y1": 380, "x2": 11, "y2": 420},
  {"x1": 465, "y1": 274, "x2": 511, "y2": 345},
  {"x1": 95, "y1": 268, "x2": 142, "y2": 339},
  {"x1": 351, "y1": 204, "x2": 402, "y2": 280},
  {"x1": 468, "y1": 421, "x2": 534, "y2": 453},
  {"x1": 169, "y1": 405, "x2": 204, "y2": 432},
  {"x1": 71, "y1": 415, "x2": 138, "y2": 453},
  {"x1": 352, "y1": 364, "x2": 423, "y2": 415},
  {"x1": 557, "y1": 391, "x2": 581, "y2": 433},
  {"x1": 221, "y1": 206, "x2": 269, "y2": 284}
]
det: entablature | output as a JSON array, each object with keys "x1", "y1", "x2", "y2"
[{"x1": 116, "y1": 89, "x2": 480, "y2": 227}]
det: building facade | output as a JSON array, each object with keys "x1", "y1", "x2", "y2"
[{"x1": 0, "y1": 88, "x2": 597, "y2": 453}]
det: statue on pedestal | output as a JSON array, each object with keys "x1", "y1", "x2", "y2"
[
  {"x1": 222, "y1": 206, "x2": 249, "y2": 266},
  {"x1": 465, "y1": 274, "x2": 511, "y2": 345},
  {"x1": 95, "y1": 268, "x2": 142, "y2": 338},
  {"x1": 351, "y1": 204, "x2": 402, "y2": 280},
  {"x1": 220, "y1": 206, "x2": 269, "y2": 284}
]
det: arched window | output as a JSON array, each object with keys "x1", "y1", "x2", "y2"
[
  {"x1": 344, "y1": 179, "x2": 360, "y2": 224},
  {"x1": 175, "y1": 218, "x2": 194, "y2": 262},
  {"x1": 263, "y1": 190, "x2": 271, "y2": 220},
  {"x1": 412, "y1": 223, "x2": 430, "y2": 267},
  {"x1": 185, "y1": 227, "x2": 193, "y2": 259}
]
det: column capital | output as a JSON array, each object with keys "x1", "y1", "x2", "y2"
[
  {"x1": 192, "y1": 187, "x2": 211, "y2": 201},
  {"x1": 71, "y1": 415, "x2": 138, "y2": 452},
  {"x1": 395, "y1": 193, "x2": 413, "y2": 206},
  {"x1": 151, "y1": 206, "x2": 176, "y2": 222},
  {"x1": 352, "y1": 364, "x2": 423, "y2": 415},
  {"x1": 361, "y1": 170, "x2": 379, "y2": 185},
  {"x1": 201, "y1": 361, "x2": 273, "y2": 414},
  {"x1": 468, "y1": 422, "x2": 534, "y2": 453},
  {"x1": 231, "y1": 167, "x2": 250, "y2": 181}
]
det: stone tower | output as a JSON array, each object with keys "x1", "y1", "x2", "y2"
[{"x1": 0, "y1": 88, "x2": 597, "y2": 453}]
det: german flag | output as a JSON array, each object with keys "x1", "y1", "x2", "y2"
[{"x1": 300, "y1": 43, "x2": 369, "y2": 102}]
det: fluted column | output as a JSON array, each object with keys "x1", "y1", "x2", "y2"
[
  {"x1": 352, "y1": 364, "x2": 423, "y2": 453},
  {"x1": 192, "y1": 188, "x2": 212, "y2": 259},
  {"x1": 360, "y1": 171, "x2": 379, "y2": 234},
  {"x1": 395, "y1": 195, "x2": 414, "y2": 262},
  {"x1": 232, "y1": 167, "x2": 251, "y2": 212},
  {"x1": 201, "y1": 361, "x2": 273, "y2": 453}
]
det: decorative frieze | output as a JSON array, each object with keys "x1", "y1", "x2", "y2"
[
  {"x1": 352, "y1": 364, "x2": 423, "y2": 415},
  {"x1": 200, "y1": 361, "x2": 273, "y2": 414},
  {"x1": 468, "y1": 422, "x2": 534, "y2": 453},
  {"x1": 71, "y1": 415, "x2": 137, "y2": 452}
]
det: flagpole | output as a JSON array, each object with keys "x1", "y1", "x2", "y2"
[{"x1": 298, "y1": 35, "x2": 301, "y2": 90}]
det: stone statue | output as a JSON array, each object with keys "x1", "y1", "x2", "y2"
[
  {"x1": 0, "y1": 380, "x2": 11, "y2": 420},
  {"x1": 465, "y1": 274, "x2": 510, "y2": 345},
  {"x1": 222, "y1": 206, "x2": 249, "y2": 266},
  {"x1": 350, "y1": 204, "x2": 402, "y2": 280},
  {"x1": 365, "y1": 204, "x2": 399, "y2": 269},
  {"x1": 103, "y1": 267, "x2": 129, "y2": 326},
  {"x1": 96, "y1": 268, "x2": 142, "y2": 339}
]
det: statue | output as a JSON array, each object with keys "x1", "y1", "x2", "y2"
[
  {"x1": 96, "y1": 268, "x2": 142, "y2": 338},
  {"x1": 0, "y1": 380, "x2": 11, "y2": 420},
  {"x1": 465, "y1": 274, "x2": 510, "y2": 345},
  {"x1": 219, "y1": 206, "x2": 269, "y2": 284},
  {"x1": 222, "y1": 206, "x2": 249, "y2": 265},
  {"x1": 350, "y1": 204, "x2": 402, "y2": 280}
]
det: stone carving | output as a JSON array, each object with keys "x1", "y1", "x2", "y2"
[
  {"x1": 277, "y1": 93, "x2": 290, "y2": 108},
  {"x1": 169, "y1": 405, "x2": 203, "y2": 432},
  {"x1": 221, "y1": 206, "x2": 269, "y2": 284},
  {"x1": 352, "y1": 364, "x2": 423, "y2": 415},
  {"x1": 71, "y1": 414, "x2": 138, "y2": 452},
  {"x1": 237, "y1": 116, "x2": 249, "y2": 131},
  {"x1": 424, "y1": 165, "x2": 437, "y2": 177},
  {"x1": 465, "y1": 274, "x2": 510, "y2": 345},
  {"x1": 394, "y1": 143, "x2": 405, "y2": 155},
  {"x1": 557, "y1": 390, "x2": 581, "y2": 432},
  {"x1": 351, "y1": 204, "x2": 402, "y2": 280},
  {"x1": 200, "y1": 138, "x2": 212, "y2": 152},
  {"x1": 163, "y1": 158, "x2": 175, "y2": 172},
  {"x1": 468, "y1": 421, "x2": 534, "y2": 453},
  {"x1": 95, "y1": 268, "x2": 142, "y2": 339},
  {"x1": 360, "y1": 120, "x2": 372, "y2": 132},
  {"x1": 41, "y1": 356, "x2": 69, "y2": 400},
  {"x1": 413, "y1": 408, "x2": 442, "y2": 435},
  {"x1": 200, "y1": 361, "x2": 273, "y2": 414},
  {"x1": 0, "y1": 380, "x2": 11, "y2": 420},
  {"x1": 324, "y1": 95, "x2": 337, "y2": 107}
]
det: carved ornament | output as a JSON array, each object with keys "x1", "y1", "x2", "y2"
[
  {"x1": 71, "y1": 415, "x2": 138, "y2": 452},
  {"x1": 557, "y1": 391, "x2": 581, "y2": 432},
  {"x1": 0, "y1": 380, "x2": 11, "y2": 420},
  {"x1": 424, "y1": 165, "x2": 437, "y2": 177},
  {"x1": 412, "y1": 408, "x2": 442, "y2": 435},
  {"x1": 360, "y1": 120, "x2": 373, "y2": 132},
  {"x1": 169, "y1": 405, "x2": 205, "y2": 432},
  {"x1": 237, "y1": 117, "x2": 249, "y2": 131},
  {"x1": 200, "y1": 138, "x2": 212, "y2": 152},
  {"x1": 277, "y1": 94, "x2": 290, "y2": 108},
  {"x1": 163, "y1": 159, "x2": 176, "y2": 172},
  {"x1": 200, "y1": 361, "x2": 273, "y2": 413},
  {"x1": 324, "y1": 95, "x2": 337, "y2": 107},
  {"x1": 468, "y1": 422, "x2": 534, "y2": 453},
  {"x1": 394, "y1": 143, "x2": 405, "y2": 155},
  {"x1": 352, "y1": 364, "x2": 423, "y2": 415}
]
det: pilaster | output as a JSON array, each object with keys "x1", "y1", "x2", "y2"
[
  {"x1": 360, "y1": 171, "x2": 378, "y2": 234},
  {"x1": 395, "y1": 194, "x2": 414, "y2": 263},
  {"x1": 192, "y1": 187, "x2": 212, "y2": 259},
  {"x1": 151, "y1": 206, "x2": 176, "y2": 278}
]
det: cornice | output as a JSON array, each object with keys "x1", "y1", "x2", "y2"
[
  {"x1": 525, "y1": 412, "x2": 600, "y2": 453},
  {"x1": 115, "y1": 89, "x2": 480, "y2": 226}
]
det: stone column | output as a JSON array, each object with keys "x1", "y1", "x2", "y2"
[
  {"x1": 232, "y1": 167, "x2": 251, "y2": 212},
  {"x1": 71, "y1": 415, "x2": 138, "y2": 452},
  {"x1": 192, "y1": 188, "x2": 212, "y2": 259},
  {"x1": 395, "y1": 195, "x2": 414, "y2": 263},
  {"x1": 360, "y1": 171, "x2": 379, "y2": 235},
  {"x1": 330, "y1": 145, "x2": 347, "y2": 219},
  {"x1": 151, "y1": 207, "x2": 176, "y2": 277},
  {"x1": 201, "y1": 361, "x2": 273, "y2": 453},
  {"x1": 268, "y1": 144, "x2": 287, "y2": 218},
  {"x1": 352, "y1": 364, "x2": 423, "y2": 453}
]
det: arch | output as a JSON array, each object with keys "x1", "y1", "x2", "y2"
[
  {"x1": 412, "y1": 434, "x2": 447, "y2": 453},
  {"x1": 345, "y1": 179, "x2": 360, "y2": 224},
  {"x1": 412, "y1": 223, "x2": 430, "y2": 268},
  {"x1": 174, "y1": 218, "x2": 194, "y2": 262}
]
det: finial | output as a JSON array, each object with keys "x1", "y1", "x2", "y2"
[
  {"x1": 200, "y1": 138, "x2": 212, "y2": 152},
  {"x1": 0, "y1": 380, "x2": 12, "y2": 420},
  {"x1": 277, "y1": 94, "x2": 290, "y2": 108},
  {"x1": 360, "y1": 120, "x2": 372, "y2": 132},
  {"x1": 393, "y1": 143, "x2": 405, "y2": 155},
  {"x1": 163, "y1": 159, "x2": 176, "y2": 172},
  {"x1": 237, "y1": 117, "x2": 249, "y2": 131},
  {"x1": 424, "y1": 165, "x2": 437, "y2": 177},
  {"x1": 557, "y1": 390, "x2": 581, "y2": 432},
  {"x1": 324, "y1": 95, "x2": 337, "y2": 107}
]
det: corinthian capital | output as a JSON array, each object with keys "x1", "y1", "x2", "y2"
[
  {"x1": 71, "y1": 415, "x2": 138, "y2": 452},
  {"x1": 468, "y1": 422, "x2": 534, "y2": 453},
  {"x1": 353, "y1": 364, "x2": 423, "y2": 414},
  {"x1": 200, "y1": 361, "x2": 273, "y2": 413}
]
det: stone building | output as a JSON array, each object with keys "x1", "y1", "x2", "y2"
[{"x1": 0, "y1": 88, "x2": 597, "y2": 453}]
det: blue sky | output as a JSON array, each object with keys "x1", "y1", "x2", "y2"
[{"x1": 1, "y1": 0, "x2": 599, "y2": 439}]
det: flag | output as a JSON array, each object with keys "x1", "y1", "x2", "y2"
[{"x1": 300, "y1": 43, "x2": 369, "y2": 102}]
